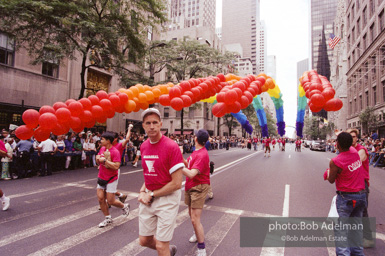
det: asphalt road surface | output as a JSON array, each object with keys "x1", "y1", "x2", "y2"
[{"x1": 1, "y1": 143, "x2": 384, "y2": 255}]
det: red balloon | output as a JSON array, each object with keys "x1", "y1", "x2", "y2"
[
  {"x1": 324, "y1": 98, "x2": 343, "y2": 111},
  {"x1": 68, "y1": 101, "x2": 84, "y2": 117},
  {"x1": 70, "y1": 116, "x2": 82, "y2": 129},
  {"x1": 118, "y1": 93, "x2": 129, "y2": 104},
  {"x1": 79, "y1": 98, "x2": 92, "y2": 111},
  {"x1": 84, "y1": 119, "x2": 96, "y2": 128},
  {"x1": 224, "y1": 90, "x2": 238, "y2": 105},
  {"x1": 233, "y1": 82, "x2": 245, "y2": 91},
  {"x1": 243, "y1": 91, "x2": 253, "y2": 104},
  {"x1": 179, "y1": 81, "x2": 191, "y2": 93},
  {"x1": 15, "y1": 125, "x2": 34, "y2": 140},
  {"x1": 159, "y1": 95, "x2": 171, "y2": 106},
  {"x1": 105, "y1": 108, "x2": 115, "y2": 118},
  {"x1": 88, "y1": 95, "x2": 100, "y2": 105},
  {"x1": 191, "y1": 88, "x2": 200, "y2": 100},
  {"x1": 65, "y1": 99, "x2": 76, "y2": 106},
  {"x1": 228, "y1": 102, "x2": 241, "y2": 113},
  {"x1": 80, "y1": 110, "x2": 94, "y2": 122},
  {"x1": 55, "y1": 108, "x2": 71, "y2": 124},
  {"x1": 39, "y1": 113, "x2": 58, "y2": 130},
  {"x1": 311, "y1": 94, "x2": 326, "y2": 107},
  {"x1": 181, "y1": 95, "x2": 192, "y2": 108},
  {"x1": 240, "y1": 95, "x2": 249, "y2": 109},
  {"x1": 115, "y1": 104, "x2": 125, "y2": 113},
  {"x1": 247, "y1": 87, "x2": 256, "y2": 97},
  {"x1": 170, "y1": 97, "x2": 184, "y2": 111},
  {"x1": 22, "y1": 109, "x2": 40, "y2": 129},
  {"x1": 216, "y1": 92, "x2": 225, "y2": 103},
  {"x1": 96, "y1": 90, "x2": 109, "y2": 100},
  {"x1": 52, "y1": 123, "x2": 68, "y2": 136},
  {"x1": 33, "y1": 127, "x2": 51, "y2": 142},
  {"x1": 169, "y1": 87, "x2": 182, "y2": 99},
  {"x1": 321, "y1": 89, "x2": 335, "y2": 102},
  {"x1": 53, "y1": 102, "x2": 68, "y2": 111},
  {"x1": 233, "y1": 88, "x2": 243, "y2": 100},
  {"x1": 100, "y1": 99, "x2": 113, "y2": 111},
  {"x1": 183, "y1": 91, "x2": 195, "y2": 101},
  {"x1": 199, "y1": 83, "x2": 209, "y2": 92},
  {"x1": 212, "y1": 103, "x2": 227, "y2": 117},
  {"x1": 309, "y1": 89, "x2": 322, "y2": 98},
  {"x1": 109, "y1": 95, "x2": 121, "y2": 108},
  {"x1": 39, "y1": 105, "x2": 55, "y2": 115},
  {"x1": 95, "y1": 116, "x2": 107, "y2": 123},
  {"x1": 72, "y1": 126, "x2": 84, "y2": 133},
  {"x1": 309, "y1": 103, "x2": 322, "y2": 113},
  {"x1": 91, "y1": 105, "x2": 104, "y2": 118},
  {"x1": 217, "y1": 73, "x2": 226, "y2": 82}
]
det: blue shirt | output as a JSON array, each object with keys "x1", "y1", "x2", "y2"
[
  {"x1": 64, "y1": 140, "x2": 73, "y2": 151},
  {"x1": 205, "y1": 140, "x2": 211, "y2": 150},
  {"x1": 16, "y1": 140, "x2": 33, "y2": 152}
]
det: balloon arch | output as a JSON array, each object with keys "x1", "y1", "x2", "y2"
[{"x1": 15, "y1": 70, "x2": 342, "y2": 141}]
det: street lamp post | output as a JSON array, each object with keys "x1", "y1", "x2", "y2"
[{"x1": 149, "y1": 42, "x2": 167, "y2": 85}]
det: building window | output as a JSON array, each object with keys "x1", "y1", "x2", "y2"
[
  {"x1": 370, "y1": 0, "x2": 375, "y2": 16},
  {"x1": 366, "y1": 91, "x2": 369, "y2": 106},
  {"x1": 176, "y1": 110, "x2": 181, "y2": 118},
  {"x1": 357, "y1": 18, "x2": 360, "y2": 35},
  {"x1": 352, "y1": 26, "x2": 355, "y2": 40},
  {"x1": 164, "y1": 107, "x2": 169, "y2": 118},
  {"x1": 360, "y1": 95, "x2": 363, "y2": 110},
  {"x1": 363, "y1": 33, "x2": 367, "y2": 49},
  {"x1": 349, "y1": 101, "x2": 352, "y2": 115},
  {"x1": 380, "y1": 10, "x2": 385, "y2": 31},
  {"x1": 0, "y1": 33, "x2": 14, "y2": 66},
  {"x1": 363, "y1": 6, "x2": 367, "y2": 24},
  {"x1": 383, "y1": 80, "x2": 385, "y2": 102},
  {"x1": 354, "y1": 98, "x2": 357, "y2": 113},
  {"x1": 188, "y1": 107, "x2": 194, "y2": 118},
  {"x1": 373, "y1": 86, "x2": 377, "y2": 105},
  {"x1": 42, "y1": 61, "x2": 59, "y2": 78},
  {"x1": 370, "y1": 23, "x2": 375, "y2": 42}
]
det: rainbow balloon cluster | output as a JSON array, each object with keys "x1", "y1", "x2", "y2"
[
  {"x1": 299, "y1": 70, "x2": 343, "y2": 112},
  {"x1": 296, "y1": 84, "x2": 307, "y2": 138},
  {"x1": 252, "y1": 95, "x2": 268, "y2": 138}
]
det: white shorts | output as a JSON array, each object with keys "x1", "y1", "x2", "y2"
[
  {"x1": 96, "y1": 170, "x2": 120, "y2": 193},
  {"x1": 136, "y1": 150, "x2": 141, "y2": 156}
]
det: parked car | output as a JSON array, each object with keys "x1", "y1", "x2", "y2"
[
  {"x1": 310, "y1": 140, "x2": 326, "y2": 151},
  {"x1": 303, "y1": 140, "x2": 311, "y2": 148}
]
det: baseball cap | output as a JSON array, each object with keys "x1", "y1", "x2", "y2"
[
  {"x1": 141, "y1": 108, "x2": 161, "y2": 121},
  {"x1": 195, "y1": 129, "x2": 209, "y2": 145}
]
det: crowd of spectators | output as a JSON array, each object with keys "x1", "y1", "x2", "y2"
[{"x1": 0, "y1": 126, "x2": 290, "y2": 181}]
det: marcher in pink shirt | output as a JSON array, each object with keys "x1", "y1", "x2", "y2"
[
  {"x1": 324, "y1": 132, "x2": 367, "y2": 255},
  {"x1": 182, "y1": 129, "x2": 211, "y2": 256},
  {"x1": 0, "y1": 139, "x2": 10, "y2": 211}
]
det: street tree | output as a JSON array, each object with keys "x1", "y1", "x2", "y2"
[
  {"x1": 0, "y1": 0, "x2": 167, "y2": 99},
  {"x1": 359, "y1": 107, "x2": 377, "y2": 135}
]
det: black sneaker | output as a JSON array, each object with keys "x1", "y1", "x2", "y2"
[{"x1": 119, "y1": 194, "x2": 128, "y2": 204}]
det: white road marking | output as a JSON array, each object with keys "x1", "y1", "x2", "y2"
[
  {"x1": 289, "y1": 155, "x2": 291, "y2": 159},
  {"x1": 112, "y1": 208, "x2": 190, "y2": 256},
  {"x1": 282, "y1": 184, "x2": 290, "y2": 217}
]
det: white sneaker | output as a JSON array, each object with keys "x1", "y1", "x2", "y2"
[
  {"x1": 98, "y1": 217, "x2": 112, "y2": 228},
  {"x1": 196, "y1": 248, "x2": 207, "y2": 256},
  {"x1": 208, "y1": 192, "x2": 214, "y2": 199},
  {"x1": 133, "y1": 162, "x2": 137, "y2": 167},
  {"x1": 189, "y1": 233, "x2": 197, "y2": 243},
  {"x1": 122, "y1": 203, "x2": 130, "y2": 216},
  {"x1": 2, "y1": 197, "x2": 10, "y2": 211}
]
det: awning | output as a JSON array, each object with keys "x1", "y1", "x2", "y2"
[
  {"x1": 173, "y1": 131, "x2": 181, "y2": 135},
  {"x1": 183, "y1": 131, "x2": 193, "y2": 135},
  {"x1": 161, "y1": 130, "x2": 168, "y2": 135}
]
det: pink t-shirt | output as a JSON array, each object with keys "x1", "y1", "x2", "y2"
[
  {"x1": 113, "y1": 142, "x2": 124, "y2": 158},
  {"x1": 0, "y1": 140, "x2": 7, "y2": 153},
  {"x1": 353, "y1": 143, "x2": 369, "y2": 185},
  {"x1": 141, "y1": 135, "x2": 185, "y2": 191},
  {"x1": 98, "y1": 146, "x2": 121, "y2": 183},
  {"x1": 332, "y1": 147, "x2": 365, "y2": 192},
  {"x1": 185, "y1": 147, "x2": 210, "y2": 191},
  {"x1": 272, "y1": 139, "x2": 276, "y2": 145},
  {"x1": 265, "y1": 139, "x2": 271, "y2": 146}
]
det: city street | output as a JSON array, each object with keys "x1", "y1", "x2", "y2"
[{"x1": 1, "y1": 143, "x2": 384, "y2": 256}]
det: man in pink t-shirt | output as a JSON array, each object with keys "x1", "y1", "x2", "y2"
[
  {"x1": 348, "y1": 128, "x2": 373, "y2": 246},
  {"x1": 182, "y1": 129, "x2": 210, "y2": 256},
  {"x1": 324, "y1": 132, "x2": 366, "y2": 255},
  {"x1": 264, "y1": 137, "x2": 271, "y2": 157},
  {"x1": 95, "y1": 132, "x2": 130, "y2": 228},
  {"x1": 138, "y1": 108, "x2": 184, "y2": 256}
]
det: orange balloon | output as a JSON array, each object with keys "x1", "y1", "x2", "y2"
[
  {"x1": 139, "y1": 102, "x2": 149, "y2": 110},
  {"x1": 138, "y1": 93, "x2": 147, "y2": 103},
  {"x1": 152, "y1": 88, "x2": 161, "y2": 98},
  {"x1": 129, "y1": 86, "x2": 139, "y2": 97},
  {"x1": 124, "y1": 100, "x2": 136, "y2": 112},
  {"x1": 145, "y1": 91, "x2": 154, "y2": 101},
  {"x1": 143, "y1": 85, "x2": 151, "y2": 91},
  {"x1": 118, "y1": 88, "x2": 126, "y2": 93},
  {"x1": 159, "y1": 85, "x2": 168, "y2": 94},
  {"x1": 135, "y1": 84, "x2": 145, "y2": 93}
]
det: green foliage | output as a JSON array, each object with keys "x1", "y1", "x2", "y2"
[
  {"x1": 0, "y1": 0, "x2": 167, "y2": 98},
  {"x1": 303, "y1": 116, "x2": 335, "y2": 140},
  {"x1": 221, "y1": 114, "x2": 240, "y2": 136},
  {"x1": 359, "y1": 107, "x2": 376, "y2": 134}
]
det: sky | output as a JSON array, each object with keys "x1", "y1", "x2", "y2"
[{"x1": 216, "y1": 0, "x2": 310, "y2": 137}]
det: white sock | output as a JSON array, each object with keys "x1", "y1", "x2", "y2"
[
  {"x1": 106, "y1": 215, "x2": 111, "y2": 219},
  {"x1": 118, "y1": 193, "x2": 123, "y2": 197}
]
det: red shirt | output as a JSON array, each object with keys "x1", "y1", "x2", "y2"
[
  {"x1": 113, "y1": 142, "x2": 124, "y2": 158},
  {"x1": 98, "y1": 146, "x2": 121, "y2": 183},
  {"x1": 264, "y1": 139, "x2": 271, "y2": 146},
  {"x1": 0, "y1": 140, "x2": 7, "y2": 153},
  {"x1": 272, "y1": 139, "x2": 276, "y2": 145},
  {"x1": 353, "y1": 143, "x2": 369, "y2": 185},
  {"x1": 141, "y1": 136, "x2": 185, "y2": 191},
  {"x1": 185, "y1": 147, "x2": 210, "y2": 191},
  {"x1": 332, "y1": 147, "x2": 365, "y2": 192}
]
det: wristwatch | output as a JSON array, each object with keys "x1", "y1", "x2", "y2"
[{"x1": 150, "y1": 191, "x2": 155, "y2": 199}]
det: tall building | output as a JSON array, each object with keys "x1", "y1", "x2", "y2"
[
  {"x1": 310, "y1": 0, "x2": 338, "y2": 75},
  {"x1": 266, "y1": 55, "x2": 276, "y2": 80},
  {"x1": 344, "y1": 0, "x2": 385, "y2": 136},
  {"x1": 310, "y1": 0, "x2": 338, "y2": 119},
  {"x1": 259, "y1": 21, "x2": 266, "y2": 73},
  {"x1": 222, "y1": 0, "x2": 261, "y2": 75},
  {"x1": 329, "y1": 0, "x2": 348, "y2": 132}
]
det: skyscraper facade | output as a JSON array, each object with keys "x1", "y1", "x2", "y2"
[
  {"x1": 222, "y1": 0, "x2": 261, "y2": 75},
  {"x1": 259, "y1": 20, "x2": 266, "y2": 73},
  {"x1": 310, "y1": 0, "x2": 338, "y2": 75}
]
